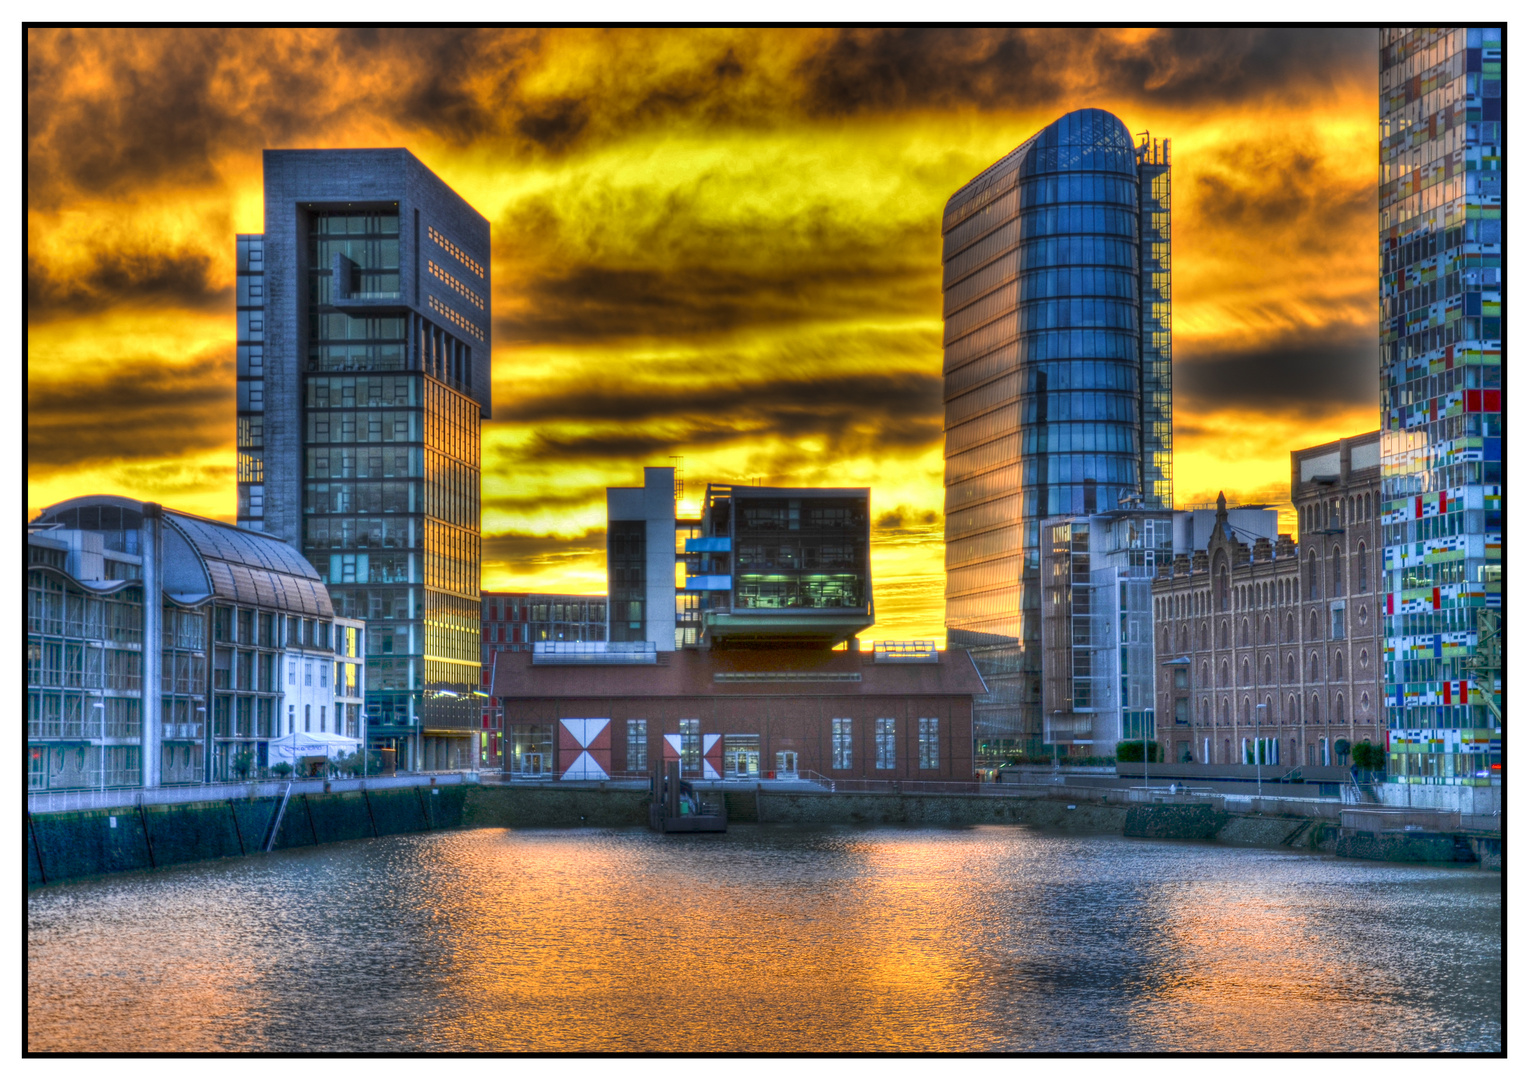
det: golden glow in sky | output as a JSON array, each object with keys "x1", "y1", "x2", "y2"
[{"x1": 27, "y1": 28, "x2": 1381, "y2": 644}]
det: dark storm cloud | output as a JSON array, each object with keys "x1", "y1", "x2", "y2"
[
  {"x1": 27, "y1": 355, "x2": 234, "y2": 470},
  {"x1": 483, "y1": 529, "x2": 606, "y2": 566},
  {"x1": 1175, "y1": 329, "x2": 1379, "y2": 417},
  {"x1": 1190, "y1": 141, "x2": 1377, "y2": 257},
  {"x1": 796, "y1": 28, "x2": 1372, "y2": 117},
  {"x1": 494, "y1": 191, "x2": 939, "y2": 345},
  {"x1": 27, "y1": 247, "x2": 230, "y2": 323}
]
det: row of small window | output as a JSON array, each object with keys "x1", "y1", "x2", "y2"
[
  {"x1": 427, "y1": 259, "x2": 485, "y2": 309},
  {"x1": 428, "y1": 295, "x2": 484, "y2": 342},
  {"x1": 307, "y1": 374, "x2": 419, "y2": 409},
  {"x1": 483, "y1": 623, "x2": 608, "y2": 644},
  {"x1": 428, "y1": 225, "x2": 484, "y2": 278},
  {"x1": 486, "y1": 600, "x2": 608, "y2": 623},
  {"x1": 833, "y1": 717, "x2": 942, "y2": 770},
  {"x1": 313, "y1": 213, "x2": 400, "y2": 238},
  {"x1": 308, "y1": 343, "x2": 410, "y2": 373},
  {"x1": 1178, "y1": 692, "x2": 1364, "y2": 727},
  {"x1": 308, "y1": 410, "x2": 420, "y2": 445}
]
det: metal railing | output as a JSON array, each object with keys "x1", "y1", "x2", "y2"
[{"x1": 26, "y1": 770, "x2": 474, "y2": 814}]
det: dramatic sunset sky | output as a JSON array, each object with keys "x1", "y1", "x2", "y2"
[{"x1": 27, "y1": 28, "x2": 1381, "y2": 643}]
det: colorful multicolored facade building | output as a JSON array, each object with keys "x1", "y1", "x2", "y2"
[{"x1": 1377, "y1": 27, "x2": 1502, "y2": 784}]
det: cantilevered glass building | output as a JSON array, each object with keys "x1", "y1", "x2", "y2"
[
  {"x1": 1377, "y1": 28, "x2": 1502, "y2": 786},
  {"x1": 941, "y1": 108, "x2": 1172, "y2": 760},
  {"x1": 237, "y1": 149, "x2": 490, "y2": 771}
]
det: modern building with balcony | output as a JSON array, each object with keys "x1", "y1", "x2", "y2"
[
  {"x1": 941, "y1": 108, "x2": 1174, "y2": 765},
  {"x1": 1041, "y1": 504, "x2": 1277, "y2": 759},
  {"x1": 27, "y1": 496, "x2": 352, "y2": 792},
  {"x1": 1377, "y1": 27, "x2": 1502, "y2": 786},
  {"x1": 236, "y1": 148, "x2": 490, "y2": 771}
]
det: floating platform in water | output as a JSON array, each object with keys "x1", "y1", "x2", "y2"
[{"x1": 649, "y1": 760, "x2": 727, "y2": 833}]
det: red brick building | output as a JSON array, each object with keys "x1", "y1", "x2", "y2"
[{"x1": 491, "y1": 645, "x2": 984, "y2": 782}]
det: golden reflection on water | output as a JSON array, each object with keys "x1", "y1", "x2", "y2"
[{"x1": 27, "y1": 827, "x2": 1501, "y2": 1053}]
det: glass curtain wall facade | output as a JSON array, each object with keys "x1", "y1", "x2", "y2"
[
  {"x1": 248, "y1": 150, "x2": 491, "y2": 772},
  {"x1": 1378, "y1": 27, "x2": 1502, "y2": 785},
  {"x1": 942, "y1": 108, "x2": 1171, "y2": 758}
]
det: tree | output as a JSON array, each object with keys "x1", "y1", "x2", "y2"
[
  {"x1": 271, "y1": 761, "x2": 292, "y2": 779},
  {"x1": 231, "y1": 748, "x2": 254, "y2": 780}
]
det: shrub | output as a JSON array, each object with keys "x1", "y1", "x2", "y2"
[
  {"x1": 271, "y1": 761, "x2": 293, "y2": 779},
  {"x1": 1351, "y1": 741, "x2": 1385, "y2": 771},
  {"x1": 1115, "y1": 740, "x2": 1162, "y2": 763}
]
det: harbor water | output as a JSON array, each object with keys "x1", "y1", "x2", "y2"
[{"x1": 27, "y1": 825, "x2": 1501, "y2": 1052}]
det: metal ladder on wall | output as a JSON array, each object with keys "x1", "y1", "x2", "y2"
[{"x1": 264, "y1": 783, "x2": 294, "y2": 852}]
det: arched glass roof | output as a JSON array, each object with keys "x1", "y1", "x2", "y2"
[{"x1": 33, "y1": 495, "x2": 333, "y2": 618}]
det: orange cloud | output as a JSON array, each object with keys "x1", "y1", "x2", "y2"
[{"x1": 27, "y1": 28, "x2": 1381, "y2": 643}]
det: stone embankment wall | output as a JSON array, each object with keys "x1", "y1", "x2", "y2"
[
  {"x1": 27, "y1": 785, "x2": 467, "y2": 889},
  {"x1": 29, "y1": 783, "x2": 1495, "y2": 890}
]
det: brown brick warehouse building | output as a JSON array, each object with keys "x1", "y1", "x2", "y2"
[
  {"x1": 492, "y1": 646, "x2": 983, "y2": 781},
  {"x1": 1151, "y1": 434, "x2": 1385, "y2": 768}
]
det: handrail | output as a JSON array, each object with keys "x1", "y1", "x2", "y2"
[{"x1": 264, "y1": 783, "x2": 293, "y2": 852}]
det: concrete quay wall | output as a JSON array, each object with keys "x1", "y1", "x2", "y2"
[
  {"x1": 28, "y1": 783, "x2": 468, "y2": 890},
  {"x1": 30, "y1": 783, "x2": 1495, "y2": 890}
]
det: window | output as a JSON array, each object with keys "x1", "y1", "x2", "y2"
[
  {"x1": 304, "y1": 704, "x2": 311, "y2": 732},
  {"x1": 874, "y1": 718, "x2": 896, "y2": 770},
  {"x1": 1331, "y1": 606, "x2": 1345, "y2": 639},
  {"x1": 627, "y1": 719, "x2": 647, "y2": 771},
  {"x1": 320, "y1": 705, "x2": 327, "y2": 733},
  {"x1": 320, "y1": 664, "x2": 329, "y2": 688},
  {"x1": 678, "y1": 718, "x2": 700, "y2": 775},
  {"x1": 1174, "y1": 698, "x2": 1189, "y2": 724},
  {"x1": 304, "y1": 660, "x2": 313, "y2": 686},
  {"x1": 1308, "y1": 551, "x2": 1320, "y2": 600},
  {"x1": 918, "y1": 718, "x2": 939, "y2": 769},
  {"x1": 288, "y1": 705, "x2": 294, "y2": 734},
  {"x1": 1334, "y1": 695, "x2": 1345, "y2": 723},
  {"x1": 1334, "y1": 652, "x2": 1344, "y2": 678},
  {"x1": 831, "y1": 718, "x2": 853, "y2": 770},
  {"x1": 288, "y1": 660, "x2": 296, "y2": 685},
  {"x1": 1357, "y1": 544, "x2": 1368, "y2": 591},
  {"x1": 1332, "y1": 546, "x2": 1344, "y2": 595},
  {"x1": 1172, "y1": 667, "x2": 1188, "y2": 689}
]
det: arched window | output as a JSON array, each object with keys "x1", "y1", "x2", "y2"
[
  {"x1": 1240, "y1": 696, "x2": 1250, "y2": 723},
  {"x1": 1359, "y1": 649, "x2": 1368, "y2": 669},
  {"x1": 1263, "y1": 616, "x2": 1272, "y2": 644},
  {"x1": 1241, "y1": 658, "x2": 1251, "y2": 685},
  {"x1": 1239, "y1": 619, "x2": 1249, "y2": 646},
  {"x1": 1334, "y1": 695, "x2": 1345, "y2": 722},
  {"x1": 1218, "y1": 620, "x2": 1228, "y2": 648},
  {"x1": 1219, "y1": 659, "x2": 1229, "y2": 686},
  {"x1": 1201, "y1": 661, "x2": 1210, "y2": 686},
  {"x1": 1360, "y1": 692, "x2": 1370, "y2": 713},
  {"x1": 1286, "y1": 653, "x2": 1296, "y2": 681},
  {"x1": 1308, "y1": 550, "x2": 1320, "y2": 600},
  {"x1": 1285, "y1": 614, "x2": 1295, "y2": 642},
  {"x1": 1289, "y1": 694, "x2": 1300, "y2": 722},
  {"x1": 1309, "y1": 651, "x2": 1321, "y2": 680},
  {"x1": 1263, "y1": 656, "x2": 1273, "y2": 683},
  {"x1": 1333, "y1": 546, "x2": 1344, "y2": 595},
  {"x1": 1310, "y1": 611, "x2": 1321, "y2": 639},
  {"x1": 1334, "y1": 652, "x2": 1344, "y2": 678},
  {"x1": 1309, "y1": 694, "x2": 1321, "y2": 724},
  {"x1": 1220, "y1": 698, "x2": 1229, "y2": 723},
  {"x1": 1217, "y1": 564, "x2": 1229, "y2": 612},
  {"x1": 1364, "y1": 492, "x2": 1370, "y2": 519},
  {"x1": 1357, "y1": 543, "x2": 1368, "y2": 592}
]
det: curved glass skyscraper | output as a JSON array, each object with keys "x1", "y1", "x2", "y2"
[{"x1": 942, "y1": 108, "x2": 1172, "y2": 757}]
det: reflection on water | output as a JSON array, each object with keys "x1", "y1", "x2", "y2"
[{"x1": 27, "y1": 827, "x2": 1501, "y2": 1052}]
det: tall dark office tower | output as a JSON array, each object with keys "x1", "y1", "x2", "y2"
[
  {"x1": 1377, "y1": 28, "x2": 1502, "y2": 786},
  {"x1": 941, "y1": 109, "x2": 1172, "y2": 759},
  {"x1": 236, "y1": 149, "x2": 490, "y2": 771}
]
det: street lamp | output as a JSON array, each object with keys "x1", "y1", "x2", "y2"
[{"x1": 1253, "y1": 702, "x2": 1268, "y2": 798}]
